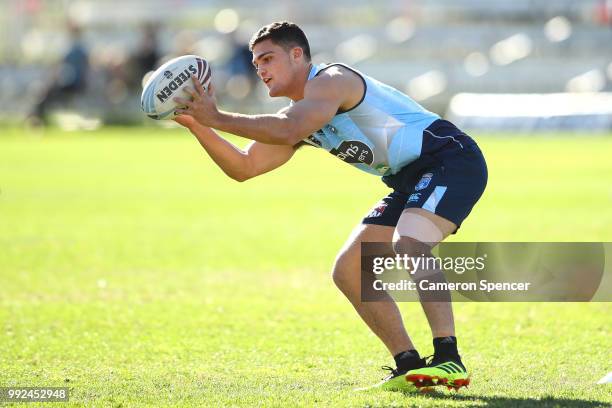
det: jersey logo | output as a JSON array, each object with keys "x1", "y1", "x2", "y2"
[{"x1": 329, "y1": 140, "x2": 373, "y2": 165}]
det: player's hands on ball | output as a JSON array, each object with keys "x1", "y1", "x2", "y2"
[
  {"x1": 173, "y1": 75, "x2": 219, "y2": 127},
  {"x1": 173, "y1": 114, "x2": 197, "y2": 129}
]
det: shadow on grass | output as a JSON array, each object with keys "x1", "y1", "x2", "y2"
[{"x1": 406, "y1": 389, "x2": 607, "y2": 407}]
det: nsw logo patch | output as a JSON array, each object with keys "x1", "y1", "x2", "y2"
[{"x1": 415, "y1": 173, "x2": 434, "y2": 191}]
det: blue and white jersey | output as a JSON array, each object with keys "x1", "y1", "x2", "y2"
[{"x1": 299, "y1": 63, "x2": 442, "y2": 176}]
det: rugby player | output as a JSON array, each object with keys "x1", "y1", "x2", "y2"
[{"x1": 173, "y1": 21, "x2": 487, "y2": 392}]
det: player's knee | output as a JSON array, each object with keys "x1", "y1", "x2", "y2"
[
  {"x1": 331, "y1": 250, "x2": 358, "y2": 290},
  {"x1": 393, "y1": 236, "x2": 445, "y2": 281},
  {"x1": 393, "y1": 236, "x2": 433, "y2": 259}
]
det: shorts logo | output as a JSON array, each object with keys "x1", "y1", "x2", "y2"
[
  {"x1": 366, "y1": 202, "x2": 387, "y2": 218},
  {"x1": 408, "y1": 193, "x2": 421, "y2": 202},
  {"x1": 415, "y1": 173, "x2": 433, "y2": 191}
]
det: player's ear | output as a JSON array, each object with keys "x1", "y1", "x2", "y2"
[{"x1": 291, "y1": 46, "x2": 303, "y2": 61}]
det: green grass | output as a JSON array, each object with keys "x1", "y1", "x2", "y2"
[{"x1": 1, "y1": 127, "x2": 611, "y2": 407}]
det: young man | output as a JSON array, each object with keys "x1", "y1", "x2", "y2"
[{"x1": 173, "y1": 21, "x2": 487, "y2": 392}]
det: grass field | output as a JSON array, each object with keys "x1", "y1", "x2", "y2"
[{"x1": 1, "y1": 127, "x2": 611, "y2": 407}]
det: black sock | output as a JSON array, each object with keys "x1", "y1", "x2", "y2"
[
  {"x1": 433, "y1": 336, "x2": 459, "y2": 358},
  {"x1": 393, "y1": 349, "x2": 422, "y2": 372}
]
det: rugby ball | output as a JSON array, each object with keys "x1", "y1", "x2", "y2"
[{"x1": 141, "y1": 55, "x2": 211, "y2": 120}]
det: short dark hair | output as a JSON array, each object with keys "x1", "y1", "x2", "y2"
[{"x1": 249, "y1": 21, "x2": 311, "y2": 61}]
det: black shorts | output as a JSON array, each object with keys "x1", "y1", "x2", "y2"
[{"x1": 362, "y1": 120, "x2": 488, "y2": 230}]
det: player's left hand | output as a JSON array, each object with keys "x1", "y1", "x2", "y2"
[{"x1": 174, "y1": 75, "x2": 219, "y2": 127}]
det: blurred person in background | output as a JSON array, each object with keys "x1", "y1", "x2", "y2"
[
  {"x1": 28, "y1": 21, "x2": 89, "y2": 125},
  {"x1": 224, "y1": 31, "x2": 259, "y2": 99},
  {"x1": 126, "y1": 23, "x2": 161, "y2": 90}
]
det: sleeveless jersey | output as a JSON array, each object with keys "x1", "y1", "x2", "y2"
[{"x1": 299, "y1": 63, "x2": 442, "y2": 176}]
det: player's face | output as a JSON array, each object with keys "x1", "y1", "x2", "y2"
[{"x1": 252, "y1": 40, "x2": 301, "y2": 97}]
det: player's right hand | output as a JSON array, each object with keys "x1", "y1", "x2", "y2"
[{"x1": 173, "y1": 114, "x2": 197, "y2": 130}]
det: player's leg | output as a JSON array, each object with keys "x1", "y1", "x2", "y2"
[
  {"x1": 394, "y1": 208, "x2": 458, "y2": 338},
  {"x1": 392, "y1": 141, "x2": 487, "y2": 390},
  {"x1": 393, "y1": 208, "x2": 471, "y2": 390},
  {"x1": 333, "y1": 193, "x2": 426, "y2": 391},
  {"x1": 333, "y1": 223, "x2": 414, "y2": 356}
]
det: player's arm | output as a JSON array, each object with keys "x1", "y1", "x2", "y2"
[
  {"x1": 175, "y1": 74, "x2": 345, "y2": 145},
  {"x1": 175, "y1": 111, "x2": 297, "y2": 182}
]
